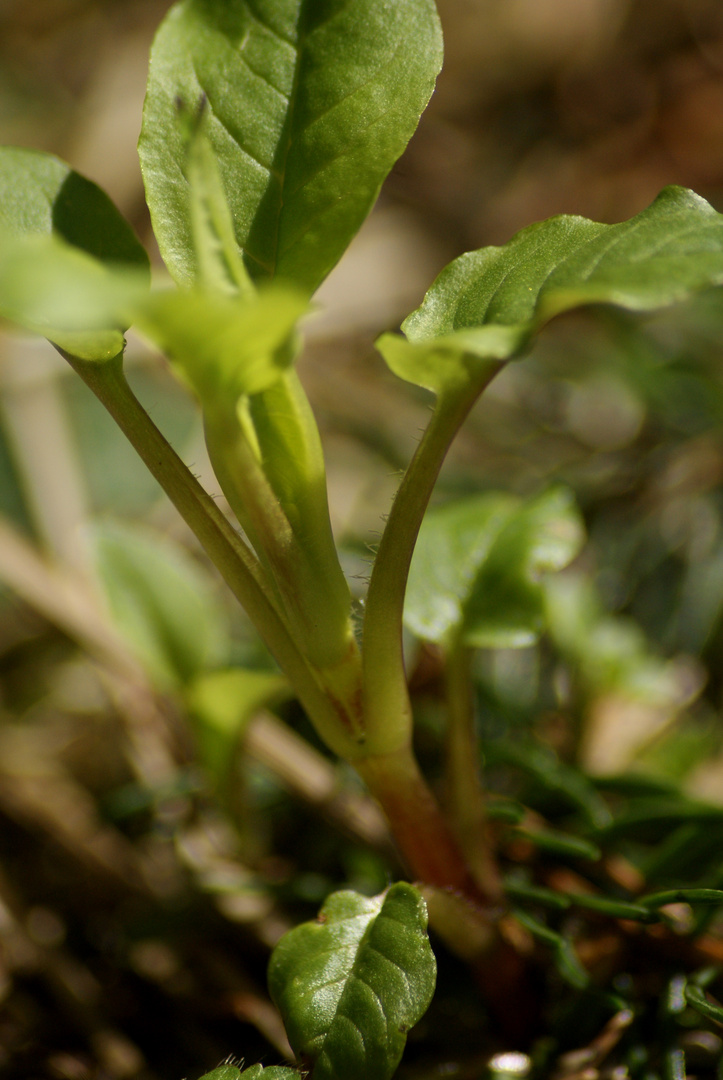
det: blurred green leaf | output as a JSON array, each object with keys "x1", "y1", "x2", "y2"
[
  {"x1": 139, "y1": 0, "x2": 443, "y2": 294},
  {"x1": 683, "y1": 984, "x2": 723, "y2": 1025},
  {"x1": 0, "y1": 147, "x2": 148, "y2": 268},
  {"x1": 187, "y1": 667, "x2": 289, "y2": 783},
  {"x1": 641, "y1": 888, "x2": 723, "y2": 908},
  {"x1": 486, "y1": 739, "x2": 612, "y2": 829},
  {"x1": 91, "y1": 519, "x2": 228, "y2": 688},
  {"x1": 134, "y1": 285, "x2": 308, "y2": 400},
  {"x1": 558, "y1": 893, "x2": 654, "y2": 922},
  {"x1": 379, "y1": 187, "x2": 723, "y2": 396},
  {"x1": 405, "y1": 488, "x2": 584, "y2": 648},
  {"x1": 511, "y1": 908, "x2": 588, "y2": 988},
  {"x1": 504, "y1": 881, "x2": 572, "y2": 911},
  {"x1": 596, "y1": 798, "x2": 723, "y2": 841},
  {"x1": 0, "y1": 146, "x2": 149, "y2": 360},
  {"x1": 268, "y1": 883, "x2": 436, "y2": 1080},
  {"x1": 509, "y1": 827, "x2": 601, "y2": 862},
  {"x1": 486, "y1": 797, "x2": 526, "y2": 824},
  {"x1": 544, "y1": 573, "x2": 692, "y2": 706},
  {"x1": 0, "y1": 234, "x2": 147, "y2": 360},
  {"x1": 185, "y1": 118, "x2": 255, "y2": 298}
]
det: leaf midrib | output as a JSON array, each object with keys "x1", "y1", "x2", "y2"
[{"x1": 244, "y1": 0, "x2": 397, "y2": 282}]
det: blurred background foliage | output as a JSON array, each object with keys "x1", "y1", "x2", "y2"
[{"x1": 3, "y1": 1, "x2": 723, "y2": 1078}]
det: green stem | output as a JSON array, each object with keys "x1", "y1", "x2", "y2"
[
  {"x1": 205, "y1": 395, "x2": 360, "y2": 680},
  {"x1": 63, "y1": 352, "x2": 366, "y2": 761},
  {"x1": 356, "y1": 745, "x2": 484, "y2": 898},
  {"x1": 203, "y1": 400, "x2": 299, "y2": 596},
  {"x1": 444, "y1": 640, "x2": 502, "y2": 902},
  {"x1": 362, "y1": 366, "x2": 502, "y2": 753}
]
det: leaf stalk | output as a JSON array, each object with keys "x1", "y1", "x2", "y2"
[{"x1": 361, "y1": 363, "x2": 503, "y2": 754}]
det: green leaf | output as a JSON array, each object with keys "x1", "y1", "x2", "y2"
[
  {"x1": 197, "y1": 1068, "x2": 244, "y2": 1080},
  {"x1": 504, "y1": 881, "x2": 572, "y2": 911},
  {"x1": 242, "y1": 1070, "x2": 302, "y2": 1080},
  {"x1": 557, "y1": 893, "x2": 654, "y2": 922},
  {"x1": 186, "y1": 667, "x2": 290, "y2": 783},
  {"x1": 379, "y1": 186, "x2": 723, "y2": 395},
  {"x1": 239, "y1": 372, "x2": 352, "y2": 615},
  {"x1": 376, "y1": 325, "x2": 522, "y2": 398},
  {"x1": 511, "y1": 908, "x2": 588, "y2": 988},
  {"x1": 133, "y1": 285, "x2": 308, "y2": 400},
  {"x1": 486, "y1": 739, "x2": 612, "y2": 830},
  {"x1": 641, "y1": 888, "x2": 723, "y2": 909},
  {"x1": 596, "y1": 799, "x2": 723, "y2": 840},
  {"x1": 91, "y1": 519, "x2": 228, "y2": 689},
  {"x1": 509, "y1": 827, "x2": 601, "y2": 862},
  {"x1": 405, "y1": 488, "x2": 584, "y2": 648},
  {"x1": 268, "y1": 883, "x2": 437, "y2": 1080},
  {"x1": 0, "y1": 234, "x2": 147, "y2": 360},
  {"x1": 185, "y1": 116, "x2": 255, "y2": 297},
  {"x1": 139, "y1": 0, "x2": 443, "y2": 294},
  {"x1": 684, "y1": 984, "x2": 723, "y2": 1026},
  {"x1": 0, "y1": 147, "x2": 148, "y2": 268},
  {"x1": 0, "y1": 146, "x2": 149, "y2": 360},
  {"x1": 544, "y1": 573, "x2": 693, "y2": 705},
  {"x1": 196, "y1": 1068, "x2": 301, "y2": 1080}
]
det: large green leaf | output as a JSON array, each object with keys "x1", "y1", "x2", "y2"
[
  {"x1": 0, "y1": 147, "x2": 149, "y2": 360},
  {"x1": 405, "y1": 489, "x2": 585, "y2": 648},
  {"x1": 378, "y1": 186, "x2": 723, "y2": 395},
  {"x1": 268, "y1": 884, "x2": 436, "y2": 1080},
  {"x1": 0, "y1": 147, "x2": 148, "y2": 268},
  {"x1": 139, "y1": 0, "x2": 443, "y2": 294}
]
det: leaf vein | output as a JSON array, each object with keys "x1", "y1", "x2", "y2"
[
  {"x1": 625, "y1": 220, "x2": 723, "y2": 262},
  {"x1": 366, "y1": 942, "x2": 412, "y2": 990},
  {"x1": 277, "y1": 110, "x2": 403, "y2": 262},
  {"x1": 350, "y1": 969, "x2": 387, "y2": 1024},
  {"x1": 309, "y1": 0, "x2": 358, "y2": 36},
  {"x1": 466, "y1": 237, "x2": 547, "y2": 325},
  {"x1": 209, "y1": 106, "x2": 279, "y2": 180},
  {"x1": 243, "y1": 0, "x2": 296, "y2": 49},
  {"x1": 234, "y1": 51, "x2": 291, "y2": 105},
  {"x1": 561, "y1": 214, "x2": 649, "y2": 283},
  {"x1": 288, "y1": 39, "x2": 404, "y2": 169},
  {"x1": 242, "y1": 247, "x2": 275, "y2": 275}
]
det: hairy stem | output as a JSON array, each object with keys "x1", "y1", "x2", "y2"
[
  {"x1": 63, "y1": 351, "x2": 366, "y2": 761},
  {"x1": 356, "y1": 744, "x2": 490, "y2": 901},
  {"x1": 204, "y1": 396, "x2": 360, "y2": 682},
  {"x1": 362, "y1": 366, "x2": 502, "y2": 754}
]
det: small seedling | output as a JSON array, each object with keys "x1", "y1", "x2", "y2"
[{"x1": 3, "y1": 2, "x2": 723, "y2": 1077}]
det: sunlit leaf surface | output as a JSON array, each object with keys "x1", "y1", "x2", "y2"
[
  {"x1": 379, "y1": 187, "x2": 723, "y2": 395},
  {"x1": 139, "y1": 0, "x2": 443, "y2": 294},
  {"x1": 0, "y1": 147, "x2": 148, "y2": 360},
  {"x1": 268, "y1": 884, "x2": 436, "y2": 1080}
]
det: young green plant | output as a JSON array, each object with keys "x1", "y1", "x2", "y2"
[{"x1": 5, "y1": 1, "x2": 723, "y2": 1076}]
